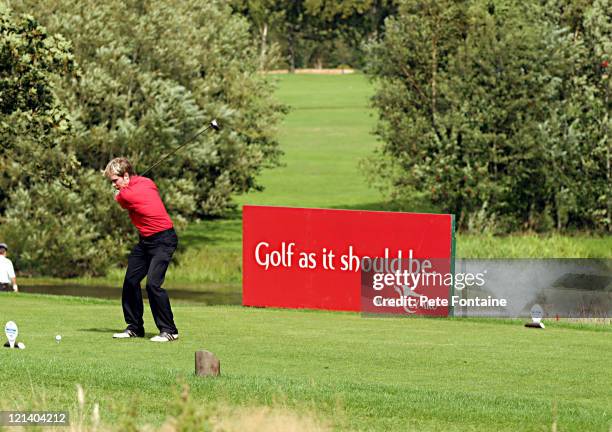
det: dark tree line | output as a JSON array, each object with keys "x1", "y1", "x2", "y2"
[{"x1": 231, "y1": 0, "x2": 398, "y2": 70}]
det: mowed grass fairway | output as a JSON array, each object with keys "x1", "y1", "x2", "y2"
[
  {"x1": 1, "y1": 295, "x2": 611, "y2": 431},
  {"x1": 236, "y1": 73, "x2": 381, "y2": 209}
]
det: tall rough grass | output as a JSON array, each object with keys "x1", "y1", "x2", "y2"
[{"x1": 13, "y1": 383, "x2": 331, "y2": 432}]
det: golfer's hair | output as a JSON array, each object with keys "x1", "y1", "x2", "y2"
[{"x1": 103, "y1": 157, "x2": 136, "y2": 179}]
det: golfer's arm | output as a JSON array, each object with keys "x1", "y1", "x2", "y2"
[
  {"x1": 115, "y1": 188, "x2": 134, "y2": 209},
  {"x1": 8, "y1": 263, "x2": 17, "y2": 289}
]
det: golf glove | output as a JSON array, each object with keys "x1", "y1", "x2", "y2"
[{"x1": 12, "y1": 284, "x2": 18, "y2": 292}]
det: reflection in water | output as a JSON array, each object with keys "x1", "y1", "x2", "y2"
[{"x1": 12, "y1": 284, "x2": 241, "y2": 305}]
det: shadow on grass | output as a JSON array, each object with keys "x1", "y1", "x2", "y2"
[
  {"x1": 78, "y1": 328, "x2": 159, "y2": 338},
  {"x1": 78, "y1": 328, "x2": 118, "y2": 333}
]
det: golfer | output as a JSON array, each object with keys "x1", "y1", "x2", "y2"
[
  {"x1": 0, "y1": 243, "x2": 18, "y2": 292},
  {"x1": 104, "y1": 157, "x2": 179, "y2": 342}
]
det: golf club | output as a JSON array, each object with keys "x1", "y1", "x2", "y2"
[{"x1": 140, "y1": 119, "x2": 220, "y2": 177}]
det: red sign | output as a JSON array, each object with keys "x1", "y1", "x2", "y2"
[{"x1": 242, "y1": 205, "x2": 455, "y2": 313}]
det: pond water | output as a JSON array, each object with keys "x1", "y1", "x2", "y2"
[{"x1": 13, "y1": 284, "x2": 241, "y2": 305}]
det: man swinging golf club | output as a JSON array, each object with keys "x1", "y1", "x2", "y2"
[
  {"x1": 104, "y1": 157, "x2": 180, "y2": 342},
  {"x1": 104, "y1": 120, "x2": 219, "y2": 342}
]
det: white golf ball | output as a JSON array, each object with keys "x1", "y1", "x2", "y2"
[
  {"x1": 17, "y1": 342, "x2": 25, "y2": 349},
  {"x1": 55, "y1": 335, "x2": 62, "y2": 342}
]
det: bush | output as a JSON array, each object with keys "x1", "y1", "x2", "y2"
[{"x1": 1, "y1": 171, "x2": 132, "y2": 277}]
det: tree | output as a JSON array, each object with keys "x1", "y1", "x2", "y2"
[
  {"x1": 0, "y1": 5, "x2": 131, "y2": 276},
  {"x1": 12, "y1": 0, "x2": 286, "y2": 217},
  {"x1": 303, "y1": 0, "x2": 397, "y2": 68},
  {"x1": 1, "y1": 0, "x2": 287, "y2": 276},
  {"x1": 537, "y1": 0, "x2": 611, "y2": 230},
  {"x1": 231, "y1": 0, "x2": 286, "y2": 70},
  {"x1": 0, "y1": 4, "x2": 76, "y2": 211},
  {"x1": 365, "y1": 0, "x2": 610, "y2": 232},
  {"x1": 232, "y1": 0, "x2": 397, "y2": 70}
]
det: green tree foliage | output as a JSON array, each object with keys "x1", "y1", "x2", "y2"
[
  {"x1": 233, "y1": 0, "x2": 397, "y2": 69},
  {"x1": 537, "y1": 0, "x2": 611, "y2": 230},
  {"x1": 2, "y1": 173, "x2": 131, "y2": 277},
  {"x1": 366, "y1": 0, "x2": 610, "y2": 232},
  {"x1": 1, "y1": 1, "x2": 285, "y2": 276},
  {"x1": 12, "y1": 0, "x2": 285, "y2": 218},
  {"x1": 0, "y1": 4, "x2": 76, "y2": 210},
  {"x1": 302, "y1": 0, "x2": 397, "y2": 68},
  {"x1": 0, "y1": 5, "x2": 131, "y2": 276},
  {"x1": 231, "y1": 0, "x2": 286, "y2": 69}
]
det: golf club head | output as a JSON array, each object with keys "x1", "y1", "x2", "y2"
[{"x1": 210, "y1": 119, "x2": 220, "y2": 131}]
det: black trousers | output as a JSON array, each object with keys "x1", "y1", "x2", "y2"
[{"x1": 122, "y1": 228, "x2": 179, "y2": 335}]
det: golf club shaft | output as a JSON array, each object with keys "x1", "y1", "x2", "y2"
[{"x1": 140, "y1": 124, "x2": 214, "y2": 177}]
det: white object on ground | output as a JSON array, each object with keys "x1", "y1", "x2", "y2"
[{"x1": 5, "y1": 321, "x2": 18, "y2": 348}]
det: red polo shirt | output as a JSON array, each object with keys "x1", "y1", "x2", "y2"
[{"x1": 115, "y1": 176, "x2": 173, "y2": 237}]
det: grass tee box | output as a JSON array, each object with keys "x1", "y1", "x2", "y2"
[
  {"x1": 0, "y1": 295, "x2": 610, "y2": 431},
  {"x1": 242, "y1": 205, "x2": 454, "y2": 312}
]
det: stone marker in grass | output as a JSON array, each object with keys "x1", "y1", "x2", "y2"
[{"x1": 195, "y1": 350, "x2": 220, "y2": 376}]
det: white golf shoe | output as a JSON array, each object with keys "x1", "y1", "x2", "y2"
[
  {"x1": 113, "y1": 329, "x2": 144, "y2": 339},
  {"x1": 150, "y1": 332, "x2": 179, "y2": 342}
]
